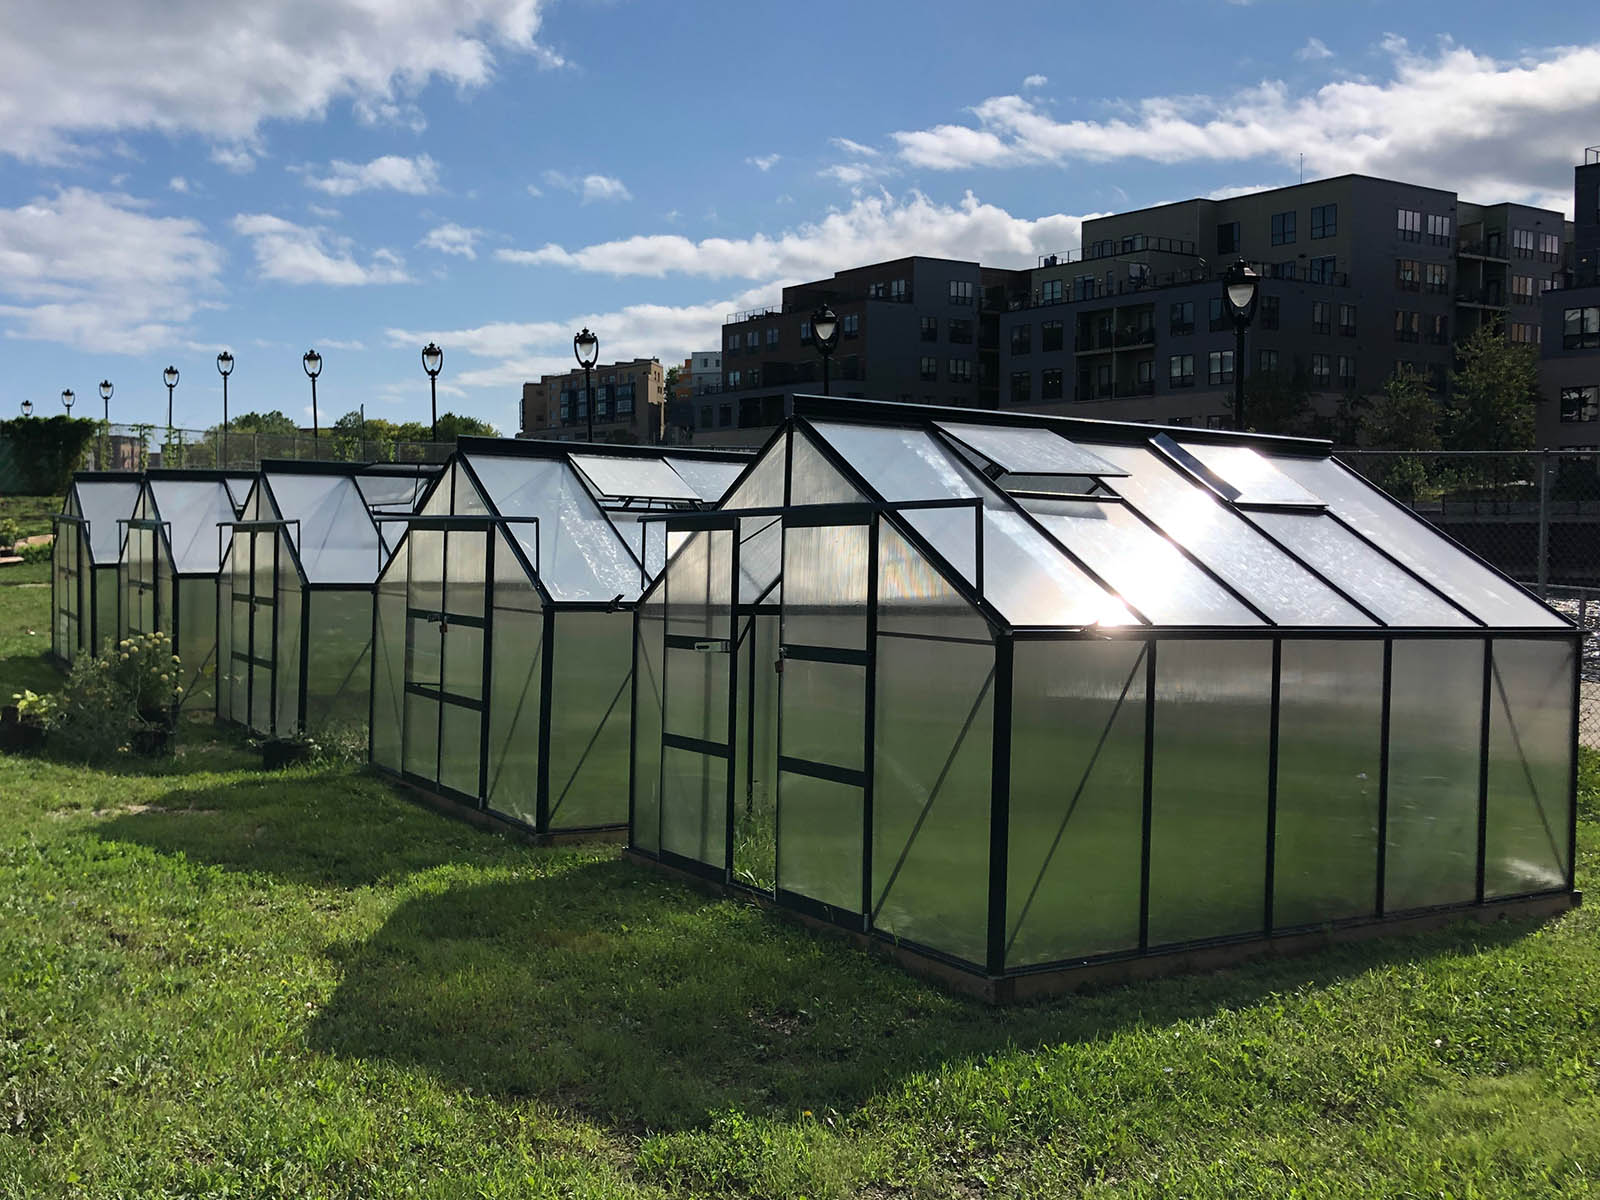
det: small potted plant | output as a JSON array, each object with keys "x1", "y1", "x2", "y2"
[
  {"x1": 261, "y1": 729, "x2": 318, "y2": 770},
  {"x1": 0, "y1": 689, "x2": 53, "y2": 752}
]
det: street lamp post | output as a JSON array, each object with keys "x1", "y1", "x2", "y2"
[
  {"x1": 61, "y1": 388, "x2": 75, "y2": 415},
  {"x1": 20, "y1": 400, "x2": 32, "y2": 418},
  {"x1": 162, "y1": 365, "x2": 179, "y2": 432},
  {"x1": 99, "y1": 380, "x2": 113, "y2": 468},
  {"x1": 811, "y1": 304, "x2": 840, "y2": 396},
  {"x1": 1221, "y1": 259, "x2": 1260, "y2": 433},
  {"x1": 421, "y1": 342, "x2": 443, "y2": 444},
  {"x1": 216, "y1": 351, "x2": 234, "y2": 468},
  {"x1": 573, "y1": 327, "x2": 599, "y2": 442},
  {"x1": 302, "y1": 349, "x2": 323, "y2": 450}
]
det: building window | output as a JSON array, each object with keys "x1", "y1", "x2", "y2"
[
  {"x1": 1424, "y1": 314, "x2": 1449, "y2": 345},
  {"x1": 1511, "y1": 275, "x2": 1535, "y2": 303},
  {"x1": 1424, "y1": 263, "x2": 1448, "y2": 294},
  {"x1": 800, "y1": 322, "x2": 812, "y2": 344},
  {"x1": 1337, "y1": 355, "x2": 1356, "y2": 388},
  {"x1": 1311, "y1": 354, "x2": 1332, "y2": 386},
  {"x1": 891, "y1": 278, "x2": 908, "y2": 300},
  {"x1": 1310, "y1": 203, "x2": 1337, "y2": 239},
  {"x1": 1208, "y1": 297, "x2": 1228, "y2": 332},
  {"x1": 949, "y1": 317, "x2": 973, "y2": 344},
  {"x1": 698, "y1": 406, "x2": 711, "y2": 428},
  {"x1": 919, "y1": 356, "x2": 938, "y2": 381},
  {"x1": 1427, "y1": 214, "x2": 1451, "y2": 246},
  {"x1": 949, "y1": 279, "x2": 974, "y2": 305},
  {"x1": 1338, "y1": 303, "x2": 1356, "y2": 337},
  {"x1": 1010, "y1": 324, "x2": 1032, "y2": 355},
  {"x1": 1397, "y1": 208, "x2": 1422, "y2": 241},
  {"x1": 718, "y1": 404, "x2": 733, "y2": 428},
  {"x1": 1010, "y1": 371, "x2": 1032, "y2": 405},
  {"x1": 746, "y1": 369, "x2": 760, "y2": 389},
  {"x1": 616, "y1": 384, "x2": 635, "y2": 415},
  {"x1": 1169, "y1": 354, "x2": 1195, "y2": 388},
  {"x1": 1561, "y1": 386, "x2": 1600, "y2": 423},
  {"x1": 1312, "y1": 301, "x2": 1331, "y2": 335},
  {"x1": 1564, "y1": 306, "x2": 1600, "y2": 349},
  {"x1": 1309, "y1": 255, "x2": 1336, "y2": 283},
  {"x1": 1393, "y1": 309, "x2": 1420, "y2": 343},
  {"x1": 1270, "y1": 211, "x2": 1296, "y2": 246},
  {"x1": 1510, "y1": 322, "x2": 1541, "y2": 344},
  {"x1": 1259, "y1": 295, "x2": 1280, "y2": 330},
  {"x1": 727, "y1": 370, "x2": 741, "y2": 389},
  {"x1": 1512, "y1": 228, "x2": 1535, "y2": 258},
  {"x1": 1041, "y1": 279, "x2": 1062, "y2": 303},
  {"x1": 1539, "y1": 232, "x2": 1561, "y2": 263},
  {"x1": 1170, "y1": 301, "x2": 1195, "y2": 336},
  {"x1": 766, "y1": 327, "x2": 779, "y2": 348},
  {"x1": 1207, "y1": 350, "x2": 1234, "y2": 385},
  {"x1": 1395, "y1": 259, "x2": 1420, "y2": 291},
  {"x1": 868, "y1": 281, "x2": 886, "y2": 298},
  {"x1": 1041, "y1": 320, "x2": 1064, "y2": 352},
  {"x1": 949, "y1": 358, "x2": 972, "y2": 383},
  {"x1": 842, "y1": 313, "x2": 860, "y2": 337},
  {"x1": 1041, "y1": 368, "x2": 1064, "y2": 400},
  {"x1": 920, "y1": 316, "x2": 938, "y2": 342},
  {"x1": 1258, "y1": 349, "x2": 1278, "y2": 373},
  {"x1": 1217, "y1": 221, "x2": 1240, "y2": 254}
]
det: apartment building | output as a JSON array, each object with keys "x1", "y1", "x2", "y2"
[
  {"x1": 1537, "y1": 150, "x2": 1600, "y2": 448},
  {"x1": 689, "y1": 257, "x2": 1028, "y2": 446},
  {"x1": 518, "y1": 358, "x2": 666, "y2": 443}
]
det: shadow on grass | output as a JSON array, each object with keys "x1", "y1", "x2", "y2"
[
  {"x1": 306, "y1": 856, "x2": 1548, "y2": 1132},
  {"x1": 94, "y1": 768, "x2": 517, "y2": 887}
]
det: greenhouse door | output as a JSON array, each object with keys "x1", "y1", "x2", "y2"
[
  {"x1": 125, "y1": 519, "x2": 162, "y2": 637},
  {"x1": 401, "y1": 523, "x2": 491, "y2": 802},
  {"x1": 229, "y1": 528, "x2": 280, "y2": 734},
  {"x1": 775, "y1": 513, "x2": 872, "y2": 918}
]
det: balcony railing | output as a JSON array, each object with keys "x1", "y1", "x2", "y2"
[
  {"x1": 1037, "y1": 234, "x2": 1199, "y2": 268},
  {"x1": 1114, "y1": 379, "x2": 1157, "y2": 398},
  {"x1": 1456, "y1": 288, "x2": 1508, "y2": 307}
]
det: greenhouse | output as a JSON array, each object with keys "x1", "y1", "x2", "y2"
[
  {"x1": 51, "y1": 471, "x2": 143, "y2": 665},
  {"x1": 370, "y1": 437, "x2": 750, "y2": 836},
  {"x1": 629, "y1": 397, "x2": 1581, "y2": 997},
  {"x1": 118, "y1": 470, "x2": 242, "y2": 705},
  {"x1": 218, "y1": 461, "x2": 437, "y2": 739}
]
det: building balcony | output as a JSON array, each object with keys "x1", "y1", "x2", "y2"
[
  {"x1": 1457, "y1": 239, "x2": 1508, "y2": 263},
  {"x1": 1114, "y1": 379, "x2": 1157, "y2": 398},
  {"x1": 1455, "y1": 288, "x2": 1508, "y2": 309},
  {"x1": 1114, "y1": 328, "x2": 1156, "y2": 348}
]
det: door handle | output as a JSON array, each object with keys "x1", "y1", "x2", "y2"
[{"x1": 693, "y1": 639, "x2": 729, "y2": 653}]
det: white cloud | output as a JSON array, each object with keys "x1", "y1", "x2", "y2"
[
  {"x1": 888, "y1": 38, "x2": 1600, "y2": 211},
  {"x1": 317, "y1": 337, "x2": 367, "y2": 351},
  {"x1": 168, "y1": 176, "x2": 190, "y2": 193},
  {"x1": 0, "y1": 187, "x2": 223, "y2": 352},
  {"x1": 746, "y1": 153, "x2": 781, "y2": 171},
  {"x1": 1022, "y1": 74, "x2": 1049, "y2": 89},
  {"x1": 210, "y1": 143, "x2": 257, "y2": 174},
  {"x1": 0, "y1": 0, "x2": 562, "y2": 162},
  {"x1": 1295, "y1": 37, "x2": 1334, "y2": 62},
  {"x1": 830, "y1": 137, "x2": 880, "y2": 158},
  {"x1": 820, "y1": 162, "x2": 891, "y2": 187},
  {"x1": 419, "y1": 222, "x2": 482, "y2": 259},
  {"x1": 232, "y1": 213, "x2": 411, "y2": 286},
  {"x1": 307, "y1": 203, "x2": 341, "y2": 220},
  {"x1": 301, "y1": 153, "x2": 440, "y2": 196},
  {"x1": 541, "y1": 169, "x2": 632, "y2": 203},
  {"x1": 525, "y1": 182, "x2": 543, "y2": 198},
  {"x1": 496, "y1": 190, "x2": 1094, "y2": 280}
]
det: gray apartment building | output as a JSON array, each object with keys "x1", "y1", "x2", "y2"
[
  {"x1": 998, "y1": 174, "x2": 1567, "y2": 426},
  {"x1": 688, "y1": 256, "x2": 1027, "y2": 446},
  {"x1": 1538, "y1": 150, "x2": 1600, "y2": 448}
]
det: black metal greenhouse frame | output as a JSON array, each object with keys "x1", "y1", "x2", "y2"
[
  {"x1": 49, "y1": 471, "x2": 142, "y2": 666},
  {"x1": 627, "y1": 397, "x2": 1583, "y2": 997}
]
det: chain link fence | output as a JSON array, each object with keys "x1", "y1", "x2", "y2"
[
  {"x1": 84, "y1": 423, "x2": 454, "y2": 472},
  {"x1": 1337, "y1": 449, "x2": 1600, "y2": 749}
]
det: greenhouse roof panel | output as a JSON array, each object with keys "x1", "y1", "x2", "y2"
[
  {"x1": 149, "y1": 479, "x2": 236, "y2": 574},
  {"x1": 355, "y1": 470, "x2": 432, "y2": 511},
  {"x1": 936, "y1": 422, "x2": 1128, "y2": 478},
  {"x1": 264, "y1": 473, "x2": 385, "y2": 584},
  {"x1": 1152, "y1": 435, "x2": 1323, "y2": 507},
  {"x1": 570, "y1": 454, "x2": 700, "y2": 502},
  {"x1": 662, "y1": 456, "x2": 748, "y2": 503},
  {"x1": 74, "y1": 479, "x2": 141, "y2": 563}
]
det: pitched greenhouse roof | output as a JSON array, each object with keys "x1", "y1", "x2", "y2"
[
  {"x1": 146, "y1": 475, "x2": 238, "y2": 575},
  {"x1": 71, "y1": 477, "x2": 141, "y2": 564},
  {"x1": 262, "y1": 470, "x2": 387, "y2": 585},
  {"x1": 776, "y1": 397, "x2": 1568, "y2": 632}
]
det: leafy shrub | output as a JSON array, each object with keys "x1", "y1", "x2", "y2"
[
  {"x1": 110, "y1": 632, "x2": 183, "y2": 714},
  {"x1": 0, "y1": 518, "x2": 19, "y2": 553},
  {"x1": 48, "y1": 656, "x2": 135, "y2": 763},
  {"x1": 17, "y1": 540, "x2": 52, "y2": 563},
  {"x1": 10, "y1": 689, "x2": 57, "y2": 725}
]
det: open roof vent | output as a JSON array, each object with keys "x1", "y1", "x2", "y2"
[{"x1": 1149, "y1": 433, "x2": 1323, "y2": 509}]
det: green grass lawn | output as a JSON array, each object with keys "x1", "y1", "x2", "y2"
[
  {"x1": 0, "y1": 493, "x2": 62, "y2": 540},
  {"x1": 3, "y1": 573, "x2": 1600, "y2": 1198}
]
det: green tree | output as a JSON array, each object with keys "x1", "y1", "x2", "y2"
[
  {"x1": 1356, "y1": 368, "x2": 1440, "y2": 500},
  {"x1": 1242, "y1": 366, "x2": 1312, "y2": 435},
  {"x1": 1444, "y1": 324, "x2": 1539, "y2": 452},
  {"x1": 227, "y1": 410, "x2": 301, "y2": 435},
  {"x1": 392, "y1": 413, "x2": 498, "y2": 443}
]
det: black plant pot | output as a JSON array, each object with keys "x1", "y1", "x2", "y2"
[
  {"x1": 262, "y1": 739, "x2": 313, "y2": 770},
  {"x1": 130, "y1": 725, "x2": 172, "y2": 756},
  {"x1": 0, "y1": 705, "x2": 45, "y2": 753}
]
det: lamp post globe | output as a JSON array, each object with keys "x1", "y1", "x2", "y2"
[
  {"x1": 1221, "y1": 259, "x2": 1260, "y2": 432},
  {"x1": 421, "y1": 341, "x2": 443, "y2": 444},
  {"x1": 216, "y1": 351, "x2": 234, "y2": 467},
  {"x1": 20, "y1": 399, "x2": 32, "y2": 418},
  {"x1": 573, "y1": 327, "x2": 599, "y2": 442},
  {"x1": 61, "y1": 388, "x2": 74, "y2": 414},
  {"x1": 811, "y1": 304, "x2": 840, "y2": 396},
  {"x1": 162, "y1": 365, "x2": 179, "y2": 432},
  {"x1": 302, "y1": 349, "x2": 323, "y2": 446}
]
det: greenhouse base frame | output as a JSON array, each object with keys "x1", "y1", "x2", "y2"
[
  {"x1": 625, "y1": 850, "x2": 1579, "y2": 1004},
  {"x1": 387, "y1": 772, "x2": 630, "y2": 847}
]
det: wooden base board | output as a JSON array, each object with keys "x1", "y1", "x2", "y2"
[{"x1": 623, "y1": 849, "x2": 1581, "y2": 1004}]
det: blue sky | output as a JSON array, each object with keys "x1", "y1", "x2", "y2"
[{"x1": 2, "y1": 0, "x2": 1597, "y2": 434}]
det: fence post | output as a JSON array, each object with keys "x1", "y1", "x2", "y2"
[{"x1": 1537, "y1": 447, "x2": 1551, "y2": 599}]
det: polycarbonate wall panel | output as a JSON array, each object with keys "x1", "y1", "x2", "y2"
[
  {"x1": 408, "y1": 528, "x2": 445, "y2": 615},
  {"x1": 438, "y1": 701, "x2": 481, "y2": 799},
  {"x1": 778, "y1": 659, "x2": 866, "y2": 770},
  {"x1": 217, "y1": 540, "x2": 235, "y2": 721},
  {"x1": 872, "y1": 635, "x2": 994, "y2": 966},
  {"x1": 444, "y1": 528, "x2": 487, "y2": 620},
  {"x1": 1148, "y1": 639, "x2": 1272, "y2": 946},
  {"x1": 737, "y1": 514, "x2": 782, "y2": 605},
  {"x1": 1485, "y1": 638, "x2": 1575, "y2": 897},
  {"x1": 1273, "y1": 639, "x2": 1383, "y2": 927},
  {"x1": 1268, "y1": 455, "x2": 1563, "y2": 628},
  {"x1": 1007, "y1": 640, "x2": 1147, "y2": 966},
  {"x1": 275, "y1": 567, "x2": 302, "y2": 735},
  {"x1": 782, "y1": 523, "x2": 868, "y2": 649},
  {"x1": 441, "y1": 621, "x2": 484, "y2": 703},
  {"x1": 402, "y1": 690, "x2": 439, "y2": 782},
  {"x1": 736, "y1": 613, "x2": 781, "y2": 891},
  {"x1": 1087, "y1": 442, "x2": 1369, "y2": 626},
  {"x1": 371, "y1": 544, "x2": 408, "y2": 771},
  {"x1": 1385, "y1": 638, "x2": 1484, "y2": 912},
  {"x1": 303, "y1": 588, "x2": 372, "y2": 736},
  {"x1": 93, "y1": 566, "x2": 118, "y2": 657},
  {"x1": 631, "y1": 597, "x2": 664, "y2": 851},
  {"x1": 547, "y1": 611, "x2": 634, "y2": 830},
  {"x1": 664, "y1": 529, "x2": 731, "y2": 641},
  {"x1": 776, "y1": 772, "x2": 862, "y2": 912},
  {"x1": 876, "y1": 520, "x2": 991, "y2": 643},
  {"x1": 1025, "y1": 499, "x2": 1260, "y2": 626},
  {"x1": 722, "y1": 433, "x2": 787, "y2": 510},
  {"x1": 178, "y1": 577, "x2": 217, "y2": 705},
  {"x1": 1247, "y1": 511, "x2": 1470, "y2": 627},
  {"x1": 664, "y1": 647, "x2": 728, "y2": 742},
  {"x1": 788, "y1": 427, "x2": 867, "y2": 505},
  {"x1": 661, "y1": 744, "x2": 727, "y2": 867}
]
